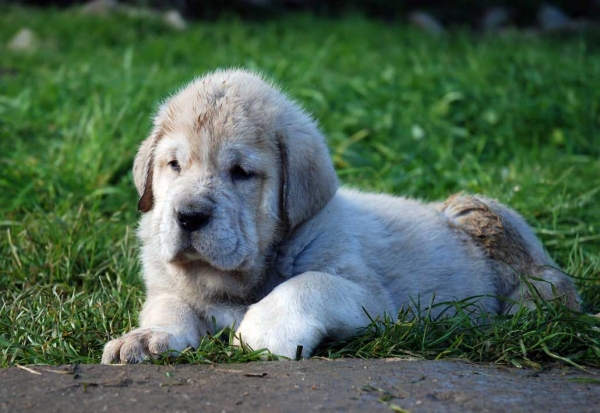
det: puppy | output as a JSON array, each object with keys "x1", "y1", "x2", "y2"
[{"x1": 102, "y1": 69, "x2": 580, "y2": 364}]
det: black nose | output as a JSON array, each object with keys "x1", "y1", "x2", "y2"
[{"x1": 176, "y1": 210, "x2": 211, "y2": 232}]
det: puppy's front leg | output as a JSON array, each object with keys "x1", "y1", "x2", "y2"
[
  {"x1": 234, "y1": 272, "x2": 388, "y2": 359},
  {"x1": 101, "y1": 294, "x2": 206, "y2": 364}
]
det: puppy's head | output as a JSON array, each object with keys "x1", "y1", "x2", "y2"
[{"x1": 134, "y1": 69, "x2": 337, "y2": 290}]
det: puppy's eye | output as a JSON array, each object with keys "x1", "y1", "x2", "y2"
[
  {"x1": 168, "y1": 160, "x2": 181, "y2": 173},
  {"x1": 231, "y1": 165, "x2": 255, "y2": 181}
]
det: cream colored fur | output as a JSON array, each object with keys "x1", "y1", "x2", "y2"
[{"x1": 101, "y1": 69, "x2": 580, "y2": 364}]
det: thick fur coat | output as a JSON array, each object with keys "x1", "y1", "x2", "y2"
[{"x1": 102, "y1": 69, "x2": 579, "y2": 363}]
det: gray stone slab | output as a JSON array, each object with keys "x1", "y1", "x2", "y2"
[{"x1": 1, "y1": 359, "x2": 598, "y2": 412}]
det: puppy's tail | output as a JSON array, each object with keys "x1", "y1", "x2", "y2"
[{"x1": 438, "y1": 194, "x2": 581, "y2": 313}]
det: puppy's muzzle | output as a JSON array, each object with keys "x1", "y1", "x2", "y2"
[{"x1": 176, "y1": 206, "x2": 213, "y2": 232}]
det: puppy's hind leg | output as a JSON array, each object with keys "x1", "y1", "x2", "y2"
[{"x1": 438, "y1": 194, "x2": 581, "y2": 313}]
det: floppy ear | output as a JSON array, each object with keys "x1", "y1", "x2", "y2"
[
  {"x1": 133, "y1": 128, "x2": 162, "y2": 213},
  {"x1": 276, "y1": 117, "x2": 338, "y2": 231}
]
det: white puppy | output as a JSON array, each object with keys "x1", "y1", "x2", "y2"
[{"x1": 102, "y1": 69, "x2": 580, "y2": 364}]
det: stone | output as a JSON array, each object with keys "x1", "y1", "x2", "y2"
[
  {"x1": 482, "y1": 6, "x2": 510, "y2": 31},
  {"x1": 7, "y1": 28, "x2": 39, "y2": 52},
  {"x1": 163, "y1": 10, "x2": 188, "y2": 31},
  {"x1": 408, "y1": 11, "x2": 444, "y2": 35},
  {"x1": 81, "y1": 0, "x2": 119, "y2": 17},
  {"x1": 538, "y1": 4, "x2": 572, "y2": 31},
  {"x1": 1, "y1": 360, "x2": 599, "y2": 411}
]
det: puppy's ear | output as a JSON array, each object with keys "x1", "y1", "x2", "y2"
[
  {"x1": 133, "y1": 128, "x2": 162, "y2": 213},
  {"x1": 277, "y1": 117, "x2": 338, "y2": 231}
]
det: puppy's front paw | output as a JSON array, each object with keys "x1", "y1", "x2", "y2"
[
  {"x1": 233, "y1": 302, "x2": 324, "y2": 360},
  {"x1": 101, "y1": 326, "x2": 197, "y2": 364}
]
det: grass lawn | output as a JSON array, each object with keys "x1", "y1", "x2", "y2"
[{"x1": 1, "y1": 6, "x2": 599, "y2": 368}]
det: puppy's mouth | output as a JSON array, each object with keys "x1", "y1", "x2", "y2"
[
  {"x1": 168, "y1": 241, "x2": 250, "y2": 272},
  {"x1": 169, "y1": 247, "x2": 205, "y2": 265}
]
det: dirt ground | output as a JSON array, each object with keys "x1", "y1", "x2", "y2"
[{"x1": 1, "y1": 359, "x2": 599, "y2": 412}]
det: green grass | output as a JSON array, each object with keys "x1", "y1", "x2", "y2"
[{"x1": 1, "y1": 6, "x2": 599, "y2": 368}]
